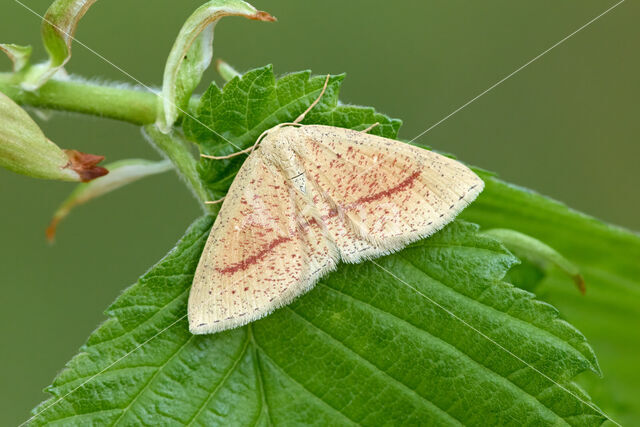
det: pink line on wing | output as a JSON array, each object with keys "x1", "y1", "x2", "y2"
[{"x1": 216, "y1": 170, "x2": 422, "y2": 275}]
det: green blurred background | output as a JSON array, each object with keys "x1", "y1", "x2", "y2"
[{"x1": 1, "y1": 0, "x2": 638, "y2": 424}]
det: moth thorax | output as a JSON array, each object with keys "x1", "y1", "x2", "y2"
[
  {"x1": 260, "y1": 127, "x2": 305, "y2": 179},
  {"x1": 259, "y1": 128, "x2": 307, "y2": 194}
]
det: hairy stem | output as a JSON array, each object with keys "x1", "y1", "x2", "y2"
[
  {"x1": 0, "y1": 72, "x2": 158, "y2": 125},
  {"x1": 142, "y1": 125, "x2": 213, "y2": 211},
  {"x1": 0, "y1": 72, "x2": 211, "y2": 207}
]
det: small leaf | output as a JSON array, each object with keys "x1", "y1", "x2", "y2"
[
  {"x1": 483, "y1": 228, "x2": 585, "y2": 294},
  {"x1": 21, "y1": 0, "x2": 98, "y2": 90},
  {"x1": 0, "y1": 91, "x2": 107, "y2": 182},
  {"x1": 216, "y1": 58, "x2": 241, "y2": 82},
  {"x1": 0, "y1": 43, "x2": 32, "y2": 72},
  {"x1": 184, "y1": 66, "x2": 402, "y2": 201},
  {"x1": 46, "y1": 159, "x2": 173, "y2": 242},
  {"x1": 156, "y1": 0, "x2": 275, "y2": 132}
]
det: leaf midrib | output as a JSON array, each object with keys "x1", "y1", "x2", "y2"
[
  {"x1": 185, "y1": 332, "x2": 251, "y2": 426},
  {"x1": 249, "y1": 324, "x2": 273, "y2": 427},
  {"x1": 251, "y1": 338, "x2": 360, "y2": 426}
]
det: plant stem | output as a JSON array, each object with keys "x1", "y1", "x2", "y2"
[
  {"x1": 0, "y1": 72, "x2": 212, "y2": 207},
  {"x1": 142, "y1": 125, "x2": 213, "y2": 211},
  {"x1": 0, "y1": 72, "x2": 157, "y2": 125}
]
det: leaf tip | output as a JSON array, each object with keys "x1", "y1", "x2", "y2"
[
  {"x1": 45, "y1": 217, "x2": 59, "y2": 243},
  {"x1": 251, "y1": 10, "x2": 277, "y2": 22},
  {"x1": 574, "y1": 274, "x2": 586, "y2": 295},
  {"x1": 64, "y1": 150, "x2": 109, "y2": 182}
]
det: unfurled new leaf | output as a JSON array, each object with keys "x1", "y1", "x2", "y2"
[
  {"x1": 46, "y1": 159, "x2": 173, "y2": 241},
  {"x1": 21, "y1": 0, "x2": 98, "y2": 90},
  {"x1": 156, "y1": 0, "x2": 275, "y2": 132},
  {"x1": 483, "y1": 228, "x2": 585, "y2": 293},
  {"x1": 0, "y1": 43, "x2": 32, "y2": 72},
  {"x1": 0, "y1": 91, "x2": 107, "y2": 182}
]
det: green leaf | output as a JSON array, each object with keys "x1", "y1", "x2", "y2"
[
  {"x1": 30, "y1": 67, "x2": 608, "y2": 425},
  {"x1": 462, "y1": 174, "x2": 640, "y2": 425},
  {"x1": 156, "y1": 0, "x2": 275, "y2": 132},
  {"x1": 30, "y1": 217, "x2": 606, "y2": 425},
  {"x1": 22, "y1": 0, "x2": 98, "y2": 90},
  {"x1": 184, "y1": 65, "x2": 402, "y2": 201}
]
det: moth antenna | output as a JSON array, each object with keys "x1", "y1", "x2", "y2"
[
  {"x1": 362, "y1": 122, "x2": 380, "y2": 134},
  {"x1": 294, "y1": 74, "x2": 331, "y2": 124},
  {"x1": 204, "y1": 196, "x2": 226, "y2": 205},
  {"x1": 201, "y1": 75, "x2": 330, "y2": 162},
  {"x1": 201, "y1": 123, "x2": 280, "y2": 161}
]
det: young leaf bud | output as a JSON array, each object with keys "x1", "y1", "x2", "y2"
[
  {"x1": 0, "y1": 91, "x2": 108, "y2": 182},
  {"x1": 21, "y1": 0, "x2": 98, "y2": 90}
]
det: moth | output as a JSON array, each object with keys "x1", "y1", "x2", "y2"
[{"x1": 188, "y1": 78, "x2": 484, "y2": 334}]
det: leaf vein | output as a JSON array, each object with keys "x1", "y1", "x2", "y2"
[
  {"x1": 111, "y1": 335, "x2": 195, "y2": 426},
  {"x1": 286, "y1": 306, "x2": 463, "y2": 425},
  {"x1": 252, "y1": 340, "x2": 360, "y2": 426},
  {"x1": 398, "y1": 253, "x2": 593, "y2": 372},
  {"x1": 319, "y1": 282, "x2": 568, "y2": 424},
  {"x1": 185, "y1": 332, "x2": 251, "y2": 426}
]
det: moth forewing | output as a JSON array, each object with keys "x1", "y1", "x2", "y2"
[
  {"x1": 188, "y1": 124, "x2": 483, "y2": 334},
  {"x1": 188, "y1": 147, "x2": 338, "y2": 335},
  {"x1": 291, "y1": 125, "x2": 484, "y2": 253}
]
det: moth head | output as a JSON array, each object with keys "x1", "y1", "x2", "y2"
[{"x1": 257, "y1": 123, "x2": 301, "y2": 151}]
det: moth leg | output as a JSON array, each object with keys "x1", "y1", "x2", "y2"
[
  {"x1": 361, "y1": 122, "x2": 380, "y2": 134},
  {"x1": 204, "y1": 196, "x2": 225, "y2": 205}
]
